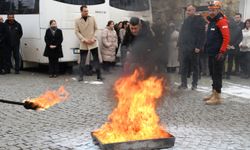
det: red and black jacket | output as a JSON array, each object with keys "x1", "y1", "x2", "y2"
[{"x1": 205, "y1": 13, "x2": 230, "y2": 56}]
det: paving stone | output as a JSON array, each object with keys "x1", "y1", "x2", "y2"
[{"x1": 0, "y1": 69, "x2": 249, "y2": 149}]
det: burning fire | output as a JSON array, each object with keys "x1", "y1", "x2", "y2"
[
  {"x1": 25, "y1": 86, "x2": 69, "y2": 110},
  {"x1": 93, "y1": 68, "x2": 170, "y2": 144}
]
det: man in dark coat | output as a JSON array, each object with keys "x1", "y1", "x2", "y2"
[
  {"x1": 43, "y1": 20, "x2": 63, "y2": 78},
  {"x1": 233, "y1": 13, "x2": 245, "y2": 74},
  {"x1": 177, "y1": 4, "x2": 206, "y2": 90},
  {"x1": 5, "y1": 12, "x2": 23, "y2": 74},
  {"x1": 121, "y1": 17, "x2": 156, "y2": 76},
  {"x1": 234, "y1": 13, "x2": 245, "y2": 30},
  {"x1": 224, "y1": 18, "x2": 243, "y2": 79},
  {"x1": 0, "y1": 16, "x2": 8, "y2": 74}
]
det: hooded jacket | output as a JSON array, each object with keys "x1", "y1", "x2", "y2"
[{"x1": 205, "y1": 13, "x2": 230, "y2": 56}]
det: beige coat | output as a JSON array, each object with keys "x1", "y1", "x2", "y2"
[
  {"x1": 167, "y1": 30, "x2": 180, "y2": 67},
  {"x1": 75, "y1": 16, "x2": 98, "y2": 50},
  {"x1": 75, "y1": 16, "x2": 102, "y2": 64},
  {"x1": 101, "y1": 27, "x2": 118, "y2": 62}
]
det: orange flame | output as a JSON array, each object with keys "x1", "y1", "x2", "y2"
[
  {"x1": 26, "y1": 86, "x2": 69, "y2": 110},
  {"x1": 93, "y1": 68, "x2": 170, "y2": 144}
]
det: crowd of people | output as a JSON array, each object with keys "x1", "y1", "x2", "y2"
[
  {"x1": 0, "y1": 2, "x2": 250, "y2": 104},
  {"x1": 175, "y1": 1, "x2": 250, "y2": 105}
]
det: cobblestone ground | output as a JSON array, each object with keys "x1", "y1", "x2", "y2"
[{"x1": 0, "y1": 68, "x2": 249, "y2": 150}]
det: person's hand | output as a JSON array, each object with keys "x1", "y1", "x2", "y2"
[
  {"x1": 82, "y1": 39, "x2": 91, "y2": 44},
  {"x1": 90, "y1": 38, "x2": 96, "y2": 44},
  {"x1": 194, "y1": 48, "x2": 200, "y2": 53},
  {"x1": 241, "y1": 45, "x2": 248, "y2": 49},
  {"x1": 83, "y1": 39, "x2": 96, "y2": 45},
  {"x1": 227, "y1": 45, "x2": 235, "y2": 49},
  {"x1": 50, "y1": 45, "x2": 56, "y2": 49},
  {"x1": 91, "y1": 38, "x2": 96, "y2": 42},
  {"x1": 216, "y1": 52, "x2": 225, "y2": 61}
]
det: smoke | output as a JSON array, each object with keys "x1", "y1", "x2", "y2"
[
  {"x1": 120, "y1": 1, "x2": 185, "y2": 77},
  {"x1": 122, "y1": 0, "x2": 242, "y2": 79}
]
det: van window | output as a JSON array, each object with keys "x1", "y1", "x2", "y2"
[
  {"x1": 110, "y1": 0, "x2": 150, "y2": 11},
  {"x1": 0, "y1": 0, "x2": 39, "y2": 14},
  {"x1": 54, "y1": 0, "x2": 105, "y2": 5}
]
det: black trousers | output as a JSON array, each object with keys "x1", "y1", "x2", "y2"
[
  {"x1": 8, "y1": 45, "x2": 20, "y2": 72},
  {"x1": 235, "y1": 50, "x2": 240, "y2": 73},
  {"x1": 208, "y1": 56, "x2": 224, "y2": 93},
  {"x1": 200, "y1": 53, "x2": 209, "y2": 75},
  {"x1": 180, "y1": 51, "x2": 199, "y2": 87},
  {"x1": 225, "y1": 53, "x2": 235, "y2": 77},
  {"x1": 240, "y1": 51, "x2": 250, "y2": 76},
  {"x1": 0, "y1": 46, "x2": 7, "y2": 72},
  {"x1": 102, "y1": 61, "x2": 112, "y2": 71},
  {"x1": 5, "y1": 46, "x2": 11, "y2": 72},
  {"x1": 48, "y1": 57, "x2": 59, "y2": 75},
  {"x1": 79, "y1": 48, "x2": 101, "y2": 78}
]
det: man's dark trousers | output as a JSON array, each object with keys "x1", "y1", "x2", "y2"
[
  {"x1": 180, "y1": 50, "x2": 199, "y2": 87},
  {"x1": 208, "y1": 56, "x2": 224, "y2": 93}
]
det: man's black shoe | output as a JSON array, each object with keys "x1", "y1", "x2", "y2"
[
  {"x1": 97, "y1": 76, "x2": 104, "y2": 81},
  {"x1": 78, "y1": 77, "x2": 83, "y2": 82},
  {"x1": 178, "y1": 85, "x2": 187, "y2": 90},
  {"x1": 191, "y1": 85, "x2": 197, "y2": 90},
  {"x1": 0, "y1": 71, "x2": 5, "y2": 75},
  {"x1": 226, "y1": 75, "x2": 230, "y2": 79},
  {"x1": 5, "y1": 70, "x2": 10, "y2": 74}
]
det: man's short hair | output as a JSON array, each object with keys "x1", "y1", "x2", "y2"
[
  {"x1": 235, "y1": 13, "x2": 242, "y2": 18},
  {"x1": 186, "y1": 4, "x2": 197, "y2": 10},
  {"x1": 130, "y1": 17, "x2": 141, "y2": 26},
  {"x1": 80, "y1": 5, "x2": 87, "y2": 11},
  {"x1": 7, "y1": 12, "x2": 14, "y2": 16}
]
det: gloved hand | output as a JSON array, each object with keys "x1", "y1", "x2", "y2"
[{"x1": 216, "y1": 52, "x2": 225, "y2": 61}]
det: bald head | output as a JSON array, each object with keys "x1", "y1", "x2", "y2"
[
  {"x1": 0, "y1": 16, "x2": 3, "y2": 23},
  {"x1": 186, "y1": 5, "x2": 196, "y2": 16}
]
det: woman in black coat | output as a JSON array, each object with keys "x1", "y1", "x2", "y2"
[{"x1": 43, "y1": 20, "x2": 63, "y2": 78}]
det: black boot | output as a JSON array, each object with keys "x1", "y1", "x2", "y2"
[
  {"x1": 78, "y1": 76, "x2": 83, "y2": 82},
  {"x1": 96, "y1": 69, "x2": 104, "y2": 81}
]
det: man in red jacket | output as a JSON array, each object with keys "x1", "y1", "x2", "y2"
[{"x1": 204, "y1": 1, "x2": 230, "y2": 105}]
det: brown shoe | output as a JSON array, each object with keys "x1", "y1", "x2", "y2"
[
  {"x1": 206, "y1": 91, "x2": 222, "y2": 105},
  {"x1": 203, "y1": 90, "x2": 215, "y2": 101}
]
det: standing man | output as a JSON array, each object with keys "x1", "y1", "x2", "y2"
[
  {"x1": 233, "y1": 13, "x2": 245, "y2": 75},
  {"x1": 234, "y1": 13, "x2": 245, "y2": 30},
  {"x1": 75, "y1": 5, "x2": 103, "y2": 81},
  {"x1": 177, "y1": 4, "x2": 206, "y2": 90},
  {"x1": 224, "y1": 19, "x2": 242, "y2": 79},
  {"x1": 204, "y1": 1, "x2": 230, "y2": 105},
  {"x1": 0, "y1": 16, "x2": 8, "y2": 74},
  {"x1": 5, "y1": 12, "x2": 23, "y2": 74}
]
